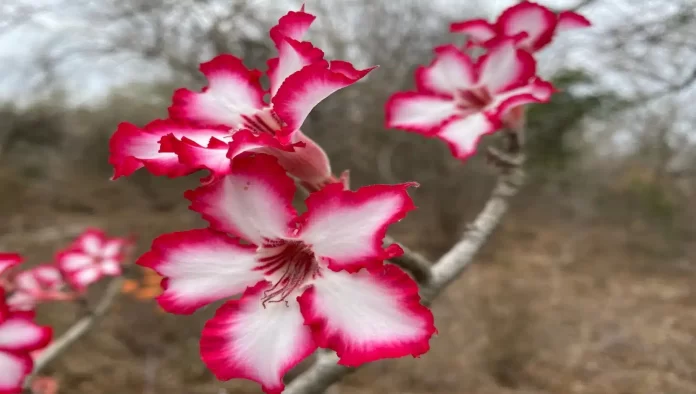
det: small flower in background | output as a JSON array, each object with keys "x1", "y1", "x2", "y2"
[
  {"x1": 386, "y1": 39, "x2": 554, "y2": 160},
  {"x1": 109, "y1": 6, "x2": 375, "y2": 191},
  {"x1": 56, "y1": 228, "x2": 132, "y2": 290},
  {"x1": 7, "y1": 265, "x2": 74, "y2": 311},
  {"x1": 450, "y1": 0, "x2": 591, "y2": 52},
  {"x1": 137, "y1": 153, "x2": 435, "y2": 394},
  {"x1": 0, "y1": 288, "x2": 52, "y2": 394}
]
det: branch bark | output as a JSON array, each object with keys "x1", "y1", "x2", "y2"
[{"x1": 24, "y1": 277, "x2": 124, "y2": 387}]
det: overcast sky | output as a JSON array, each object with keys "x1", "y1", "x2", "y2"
[{"x1": 0, "y1": 0, "x2": 687, "y2": 107}]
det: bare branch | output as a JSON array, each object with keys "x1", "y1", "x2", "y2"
[
  {"x1": 24, "y1": 277, "x2": 124, "y2": 386},
  {"x1": 383, "y1": 235, "x2": 432, "y2": 284}
]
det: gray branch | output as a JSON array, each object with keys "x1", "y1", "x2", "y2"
[{"x1": 24, "y1": 277, "x2": 124, "y2": 387}]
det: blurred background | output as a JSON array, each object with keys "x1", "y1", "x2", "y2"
[{"x1": 1, "y1": 0, "x2": 695, "y2": 393}]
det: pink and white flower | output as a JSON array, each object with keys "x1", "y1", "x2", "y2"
[
  {"x1": 0, "y1": 254, "x2": 22, "y2": 279},
  {"x1": 56, "y1": 229, "x2": 130, "y2": 290},
  {"x1": 0, "y1": 289, "x2": 52, "y2": 394},
  {"x1": 7, "y1": 265, "x2": 71, "y2": 311},
  {"x1": 385, "y1": 39, "x2": 554, "y2": 160},
  {"x1": 137, "y1": 153, "x2": 435, "y2": 394},
  {"x1": 450, "y1": 0, "x2": 591, "y2": 52},
  {"x1": 109, "y1": 7, "x2": 375, "y2": 191}
]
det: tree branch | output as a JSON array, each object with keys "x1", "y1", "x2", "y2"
[
  {"x1": 24, "y1": 277, "x2": 124, "y2": 387},
  {"x1": 383, "y1": 235, "x2": 432, "y2": 284}
]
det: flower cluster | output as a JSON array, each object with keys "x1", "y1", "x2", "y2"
[
  {"x1": 107, "y1": 2, "x2": 589, "y2": 394},
  {"x1": 386, "y1": 0, "x2": 590, "y2": 161},
  {"x1": 0, "y1": 229, "x2": 130, "y2": 392},
  {"x1": 107, "y1": 6, "x2": 437, "y2": 394},
  {"x1": 109, "y1": 5, "x2": 374, "y2": 192}
]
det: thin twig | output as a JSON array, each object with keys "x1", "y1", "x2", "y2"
[
  {"x1": 383, "y1": 235, "x2": 432, "y2": 284},
  {"x1": 24, "y1": 277, "x2": 124, "y2": 387}
]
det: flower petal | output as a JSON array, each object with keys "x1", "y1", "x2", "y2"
[
  {"x1": 169, "y1": 54, "x2": 265, "y2": 128},
  {"x1": 298, "y1": 265, "x2": 435, "y2": 366},
  {"x1": 477, "y1": 38, "x2": 536, "y2": 94},
  {"x1": 100, "y1": 260, "x2": 122, "y2": 276},
  {"x1": 328, "y1": 60, "x2": 374, "y2": 80},
  {"x1": 487, "y1": 77, "x2": 555, "y2": 119},
  {"x1": 71, "y1": 266, "x2": 102, "y2": 289},
  {"x1": 200, "y1": 282, "x2": 317, "y2": 394},
  {"x1": 0, "y1": 316, "x2": 52, "y2": 352},
  {"x1": 415, "y1": 45, "x2": 476, "y2": 95},
  {"x1": 272, "y1": 63, "x2": 376, "y2": 136},
  {"x1": 385, "y1": 92, "x2": 457, "y2": 134},
  {"x1": 101, "y1": 239, "x2": 125, "y2": 259},
  {"x1": 162, "y1": 134, "x2": 231, "y2": 182},
  {"x1": 297, "y1": 182, "x2": 416, "y2": 272},
  {"x1": 76, "y1": 229, "x2": 105, "y2": 255},
  {"x1": 224, "y1": 129, "x2": 331, "y2": 189},
  {"x1": 449, "y1": 19, "x2": 497, "y2": 43},
  {"x1": 0, "y1": 254, "x2": 22, "y2": 277},
  {"x1": 0, "y1": 351, "x2": 32, "y2": 394},
  {"x1": 268, "y1": 38, "x2": 325, "y2": 97},
  {"x1": 6, "y1": 292, "x2": 36, "y2": 312},
  {"x1": 137, "y1": 229, "x2": 262, "y2": 314},
  {"x1": 57, "y1": 252, "x2": 92, "y2": 272},
  {"x1": 274, "y1": 130, "x2": 333, "y2": 192},
  {"x1": 269, "y1": 6, "x2": 315, "y2": 48},
  {"x1": 185, "y1": 154, "x2": 296, "y2": 245},
  {"x1": 557, "y1": 11, "x2": 592, "y2": 31},
  {"x1": 109, "y1": 119, "x2": 229, "y2": 179},
  {"x1": 435, "y1": 113, "x2": 500, "y2": 161},
  {"x1": 496, "y1": 0, "x2": 557, "y2": 51}
]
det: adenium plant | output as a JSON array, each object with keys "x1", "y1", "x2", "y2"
[
  {"x1": 0, "y1": 228, "x2": 130, "y2": 392},
  {"x1": 0, "y1": 1, "x2": 591, "y2": 393},
  {"x1": 386, "y1": 38, "x2": 553, "y2": 160},
  {"x1": 56, "y1": 228, "x2": 131, "y2": 290}
]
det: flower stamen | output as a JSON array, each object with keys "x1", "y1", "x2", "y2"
[{"x1": 257, "y1": 241, "x2": 316, "y2": 308}]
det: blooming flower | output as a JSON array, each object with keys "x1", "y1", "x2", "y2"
[
  {"x1": 7, "y1": 265, "x2": 71, "y2": 311},
  {"x1": 56, "y1": 229, "x2": 130, "y2": 290},
  {"x1": 0, "y1": 288, "x2": 52, "y2": 394},
  {"x1": 450, "y1": 0, "x2": 591, "y2": 53},
  {"x1": 109, "y1": 7, "x2": 375, "y2": 191},
  {"x1": 137, "y1": 153, "x2": 435, "y2": 394},
  {"x1": 386, "y1": 39, "x2": 554, "y2": 160}
]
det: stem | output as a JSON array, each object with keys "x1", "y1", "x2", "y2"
[{"x1": 24, "y1": 277, "x2": 124, "y2": 387}]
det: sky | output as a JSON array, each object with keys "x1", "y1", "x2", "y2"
[{"x1": 0, "y1": 0, "x2": 688, "y2": 107}]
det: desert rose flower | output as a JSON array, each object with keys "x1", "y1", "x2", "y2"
[
  {"x1": 57, "y1": 228, "x2": 130, "y2": 290},
  {"x1": 137, "y1": 153, "x2": 436, "y2": 394},
  {"x1": 386, "y1": 39, "x2": 554, "y2": 160}
]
